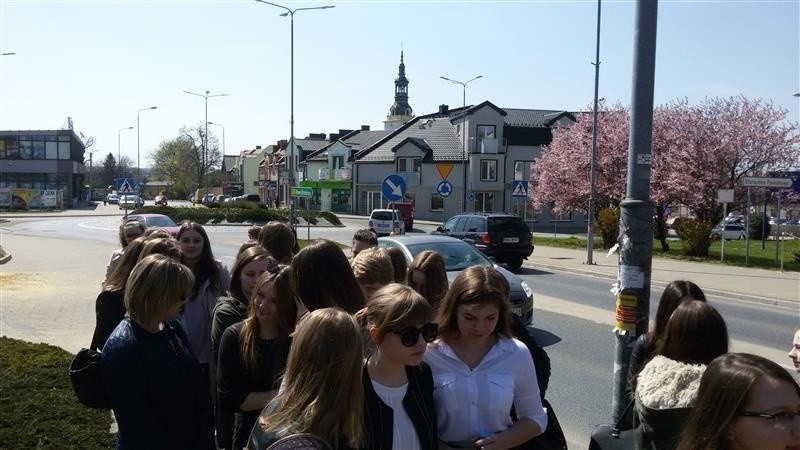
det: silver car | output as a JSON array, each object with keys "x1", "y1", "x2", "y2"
[
  {"x1": 118, "y1": 194, "x2": 144, "y2": 210},
  {"x1": 378, "y1": 235, "x2": 534, "y2": 324}
]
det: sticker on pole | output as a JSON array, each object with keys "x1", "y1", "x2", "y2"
[
  {"x1": 381, "y1": 174, "x2": 406, "y2": 202},
  {"x1": 614, "y1": 293, "x2": 637, "y2": 333}
]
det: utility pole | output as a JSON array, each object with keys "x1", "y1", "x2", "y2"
[
  {"x1": 587, "y1": 0, "x2": 602, "y2": 265},
  {"x1": 612, "y1": 0, "x2": 658, "y2": 423}
]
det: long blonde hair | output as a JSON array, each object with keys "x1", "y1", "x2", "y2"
[{"x1": 258, "y1": 308, "x2": 364, "y2": 450}]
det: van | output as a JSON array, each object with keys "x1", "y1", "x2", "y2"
[
  {"x1": 368, "y1": 209, "x2": 405, "y2": 236},
  {"x1": 390, "y1": 202, "x2": 415, "y2": 231}
]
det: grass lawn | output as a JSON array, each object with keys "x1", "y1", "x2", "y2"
[
  {"x1": 0, "y1": 337, "x2": 115, "y2": 449},
  {"x1": 534, "y1": 236, "x2": 800, "y2": 272}
]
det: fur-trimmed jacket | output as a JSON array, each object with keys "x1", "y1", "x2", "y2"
[{"x1": 633, "y1": 355, "x2": 706, "y2": 450}]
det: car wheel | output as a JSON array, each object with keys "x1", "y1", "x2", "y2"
[{"x1": 507, "y1": 258, "x2": 524, "y2": 271}]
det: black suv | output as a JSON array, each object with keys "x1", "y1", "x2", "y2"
[{"x1": 433, "y1": 213, "x2": 534, "y2": 271}]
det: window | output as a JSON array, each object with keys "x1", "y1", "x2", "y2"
[
  {"x1": 480, "y1": 160, "x2": 497, "y2": 181},
  {"x1": 332, "y1": 155, "x2": 344, "y2": 170},
  {"x1": 430, "y1": 193, "x2": 443, "y2": 211},
  {"x1": 478, "y1": 125, "x2": 496, "y2": 140},
  {"x1": 45, "y1": 142, "x2": 58, "y2": 159},
  {"x1": 514, "y1": 160, "x2": 534, "y2": 181},
  {"x1": 397, "y1": 157, "x2": 421, "y2": 173},
  {"x1": 477, "y1": 125, "x2": 497, "y2": 153},
  {"x1": 58, "y1": 142, "x2": 70, "y2": 159},
  {"x1": 19, "y1": 141, "x2": 33, "y2": 159},
  {"x1": 473, "y1": 192, "x2": 494, "y2": 212}
]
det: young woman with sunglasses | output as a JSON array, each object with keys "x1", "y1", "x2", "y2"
[
  {"x1": 425, "y1": 266, "x2": 546, "y2": 450},
  {"x1": 216, "y1": 264, "x2": 297, "y2": 450},
  {"x1": 355, "y1": 283, "x2": 439, "y2": 450}
]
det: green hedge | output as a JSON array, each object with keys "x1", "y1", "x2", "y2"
[
  {"x1": 0, "y1": 337, "x2": 116, "y2": 448},
  {"x1": 133, "y1": 206, "x2": 342, "y2": 226}
]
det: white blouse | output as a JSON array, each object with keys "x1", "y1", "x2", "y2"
[
  {"x1": 371, "y1": 380, "x2": 422, "y2": 450},
  {"x1": 423, "y1": 337, "x2": 547, "y2": 443}
]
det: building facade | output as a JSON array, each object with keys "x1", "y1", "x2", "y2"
[{"x1": 0, "y1": 129, "x2": 87, "y2": 208}]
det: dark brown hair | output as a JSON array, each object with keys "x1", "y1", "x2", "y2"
[
  {"x1": 385, "y1": 247, "x2": 408, "y2": 283},
  {"x1": 259, "y1": 221, "x2": 296, "y2": 264},
  {"x1": 292, "y1": 239, "x2": 365, "y2": 313},
  {"x1": 646, "y1": 280, "x2": 706, "y2": 354},
  {"x1": 436, "y1": 266, "x2": 511, "y2": 339},
  {"x1": 177, "y1": 221, "x2": 223, "y2": 296},
  {"x1": 677, "y1": 353, "x2": 800, "y2": 450},
  {"x1": 655, "y1": 300, "x2": 728, "y2": 365},
  {"x1": 228, "y1": 246, "x2": 274, "y2": 303},
  {"x1": 407, "y1": 250, "x2": 449, "y2": 310}
]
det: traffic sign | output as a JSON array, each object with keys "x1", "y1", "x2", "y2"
[
  {"x1": 437, "y1": 181, "x2": 453, "y2": 198},
  {"x1": 291, "y1": 187, "x2": 313, "y2": 198},
  {"x1": 381, "y1": 174, "x2": 406, "y2": 202},
  {"x1": 468, "y1": 191, "x2": 475, "y2": 201},
  {"x1": 741, "y1": 177, "x2": 792, "y2": 188},
  {"x1": 436, "y1": 164, "x2": 454, "y2": 180},
  {"x1": 511, "y1": 180, "x2": 529, "y2": 197},
  {"x1": 115, "y1": 178, "x2": 137, "y2": 194}
]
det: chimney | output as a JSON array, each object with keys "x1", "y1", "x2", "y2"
[
  {"x1": 255, "y1": 145, "x2": 262, "y2": 149},
  {"x1": 439, "y1": 104, "x2": 449, "y2": 115},
  {"x1": 361, "y1": 125, "x2": 370, "y2": 131}
]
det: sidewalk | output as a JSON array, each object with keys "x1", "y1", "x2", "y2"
[{"x1": 528, "y1": 245, "x2": 799, "y2": 307}]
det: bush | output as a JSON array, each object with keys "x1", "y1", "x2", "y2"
[
  {"x1": 318, "y1": 211, "x2": 342, "y2": 226},
  {"x1": 748, "y1": 214, "x2": 772, "y2": 239},
  {"x1": 794, "y1": 250, "x2": 800, "y2": 264},
  {"x1": 0, "y1": 337, "x2": 116, "y2": 448},
  {"x1": 595, "y1": 207, "x2": 620, "y2": 249},
  {"x1": 673, "y1": 218, "x2": 714, "y2": 257}
]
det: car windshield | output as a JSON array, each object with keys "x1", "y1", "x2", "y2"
[
  {"x1": 406, "y1": 242, "x2": 493, "y2": 271},
  {"x1": 145, "y1": 216, "x2": 177, "y2": 227},
  {"x1": 372, "y1": 211, "x2": 393, "y2": 220}
]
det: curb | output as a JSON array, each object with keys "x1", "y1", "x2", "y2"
[
  {"x1": 524, "y1": 259, "x2": 799, "y2": 309},
  {"x1": 0, "y1": 254, "x2": 11, "y2": 265}
]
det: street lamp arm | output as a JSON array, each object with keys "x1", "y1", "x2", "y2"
[
  {"x1": 295, "y1": 5, "x2": 335, "y2": 12},
  {"x1": 184, "y1": 90, "x2": 207, "y2": 98},
  {"x1": 207, "y1": 93, "x2": 230, "y2": 98},
  {"x1": 254, "y1": 0, "x2": 291, "y2": 14}
]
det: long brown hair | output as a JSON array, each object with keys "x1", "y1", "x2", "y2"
[
  {"x1": 677, "y1": 353, "x2": 800, "y2": 450},
  {"x1": 646, "y1": 280, "x2": 706, "y2": 354},
  {"x1": 291, "y1": 239, "x2": 365, "y2": 313},
  {"x1": 228, "y1": 246, "x2": 273, "y2": 303},
  {"x1": 407, "y1": 250, "x2": 448, "y2": 309},
  {"x1": 103, "y1": 236, "x2": 148, "y2": 291},
  {"x1": 258, "y1": 308, "x2": 364, "y2": 450},
  {"x1": 177, "y1": 221, "x2": 223, "y2": 295},
  {"x1": 239, "y1": 265, "x2": 297, "y2": 370},
  {"x1": 436, "y1": 266, "x2": 511, "y2": 339}
]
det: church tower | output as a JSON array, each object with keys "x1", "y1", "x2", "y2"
[{"x1": 383, "y1": 51, "x2": 414, "y2": 131}]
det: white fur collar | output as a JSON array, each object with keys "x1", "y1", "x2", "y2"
[{"x1": 636, "y1": 355, "x2": 706, "y2": 409}]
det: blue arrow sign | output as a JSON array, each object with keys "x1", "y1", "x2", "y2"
[
  {"x1": 437, "y1": 181, "x2": 453, "y2": 198},
  {"x1": 115, "y1": 178, "x2": 137, "y2": 194},
  {"x1": 381, "y1": 174, "x2": 406, "y2": 202},
  {"x1": 511, "y1": 180, "x2": 529, "y2": 198}
]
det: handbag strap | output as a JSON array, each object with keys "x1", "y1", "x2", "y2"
[{"x1": 613, "y1": 399, "x2": 635, "y2": 433}]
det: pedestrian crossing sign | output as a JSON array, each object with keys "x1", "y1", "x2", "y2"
[
  {"x1": 511, "y1": 180, "x2": 528, "y2": 197},
  {"x1": 115, "y1": 178, "x2": 137, "y2": 194}
]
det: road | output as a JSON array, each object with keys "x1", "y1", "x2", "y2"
[{"x1": 0, "y1": 214, "x2": 796, "y2": 449}]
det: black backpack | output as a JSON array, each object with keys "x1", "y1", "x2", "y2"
[{"x1": 68, "y1": 348, "x2": 111, "y2": 409}]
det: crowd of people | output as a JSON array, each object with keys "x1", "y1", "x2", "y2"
[{"x1": 91, "y1": 221, "x2": 800, "y2": 450}]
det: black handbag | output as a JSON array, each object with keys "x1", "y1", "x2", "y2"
[
  {"x1": 525, "y1": 398, "x2": 568, "y2": 450},
  {"x1": 588, "y1": 400, "x2": 634, "y2": 450},
  {"x1": 68, "y1": 347, "x2": 111, "y2": 409}
]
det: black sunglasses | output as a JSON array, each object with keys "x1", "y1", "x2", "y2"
[{"x1": 393, "y1": 323, "x2": 438, "y2": 347}]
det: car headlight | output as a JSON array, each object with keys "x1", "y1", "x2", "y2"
[{"x1": 520, "y1": 280, "x2": 532, "y2": 299}]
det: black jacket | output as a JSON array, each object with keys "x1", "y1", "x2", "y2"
[{"x1": 362, "y1": 362, "x2": 438, "y2": 450}]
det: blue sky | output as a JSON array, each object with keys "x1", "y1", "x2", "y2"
[{"x1": 1, "y1": 0, "x2": 798, "y2": 170}]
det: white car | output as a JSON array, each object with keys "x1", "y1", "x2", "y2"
[
  {"x1": 710, "y1": 223, "x2": 746, "y2": 240},
  {"x1": 118, "y1": 194, "x2": 144, "y2": 210},
  {"x1": 368, "y1": 209, "x2": 405, "y2": 236}
]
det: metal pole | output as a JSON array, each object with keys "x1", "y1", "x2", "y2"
[
  {"x1": 462, "y1": 85, "x2": 468, "y2": 213},
  {"x1": 290, "y1": 11, "x2": 295, "y2": 227},
  {"x1": 205, "y1": 92, "x2": 209, "y2": 200},
  {"x1": 587, "y1": 0, "x2": 602, "y2": 265},
  {"x1": 136, "y1": 112, "x2": 140, "y2": 181},
  {"x1": 776, "y1": 192, "x2": 781, "y2": 263},
  {"x1": 746, "y1": 187, "x2": 751, "y2": 265},
  {"x1": 612, "y1": 0, "x2": 658, "y2": 423},
  {"x1": 721, "y1": 203, "x2": 727, "y2": 262}
]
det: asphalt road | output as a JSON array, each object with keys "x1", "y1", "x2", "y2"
[{"x1": 1, "y1": 215, "x2": 796, "y2": 449}]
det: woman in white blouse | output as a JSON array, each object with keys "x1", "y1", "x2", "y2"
[{"x1": 424, "y1": 266, "x2": 547, "y2": 450}]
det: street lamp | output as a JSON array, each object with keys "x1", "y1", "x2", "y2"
[
  {"x1": 440, "y1": 75, "x2": 482, "y2": 212},
  {"x1": 1, "y1": 52, "x2": 15, "y2": 56},
  {"x1": 184, "y1": 91, "x2": 229, "y2": 199},
  {"x1": 207, "y1": 121, "x2": 225, "y2": 155},
  {"x1": 255, "y1": 0, "x2": 335, "y2": 226},
  {"x1": 118, "y1": 126, "x2": 134, "y2": 172},
  {"x1": 136, "y1": 106, "x2": 157, "y2": 181},
  {"x1": 587, "y1": 0, "x2": 602, "y2": 265}
]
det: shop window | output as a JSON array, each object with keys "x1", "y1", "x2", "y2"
[{"x1": 430, "y1": 193, "x2": 443, "y2": 211}]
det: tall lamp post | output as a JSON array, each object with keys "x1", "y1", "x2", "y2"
[
  {"x1": 207, "y1": 121, "x2": 226, "y2": 155},
  {"x1": 118, "y1": 126, "x2": 134, "y2": 172},
  {"x1": 184, "y1": 91, "x2": 229, "y2": 200},
  {"x1": 136, "y1": 106, "x2": 157, "y2": 182},
  {"x1": 587, "y1": 0, "x2": 602, "y2": 265},
  {"x1": 255, "y1": 0, "x2": 335, "y2": 227},
  {"x1": 440, "y1": 75, "x2": 482, "y2": 213}
]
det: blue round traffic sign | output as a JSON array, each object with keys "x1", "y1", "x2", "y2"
[
  {"x1": 437, "y1": 181, "x2": 453, "y2": 198},
  {"x1": 382, "y1": 174, "x2": 406, "y2": 201}
]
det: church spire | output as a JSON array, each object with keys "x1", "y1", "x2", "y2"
[{"x1": 385, "y1": 50, "x2": 414, "y2": 131}]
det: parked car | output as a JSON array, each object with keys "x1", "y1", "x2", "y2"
[
  {"x1": 118, "y1": 194, "x2": 144, "y2": 210},
  {"x1": 125, "y1": 213, "x2": 181, "y2": 237},
  {"x1": 378, "y1": 235, "x2": 534, "y2": 324},
  {"x1": 231, "y1": 194, "x2": 261, "y2": 204},
  {"x1": 213, "y1": 195, "x2": 230, "y2": 203},
  {"x1": 710, "y1": 223, "x2": 746, "y2": 240},
  {"x1": 432, "y1": 213, "x2": 534, "y2": 271},
  {"x1": 154, "y1": 194, "x2": 168, "y2": 206},
  {"x1": 106, "y1": 193, "x2": 119, "y2": 204},
  {"x1": 368, "y1": 209, "x2": 405, "y2": 236}
]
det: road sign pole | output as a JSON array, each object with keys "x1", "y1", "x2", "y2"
[
  {"x1": 746, "y1": 187, "x2": 751, "y2": 265},
  {"x1": 721, "y1": 203, "x2": 727, "y2": 262}
]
